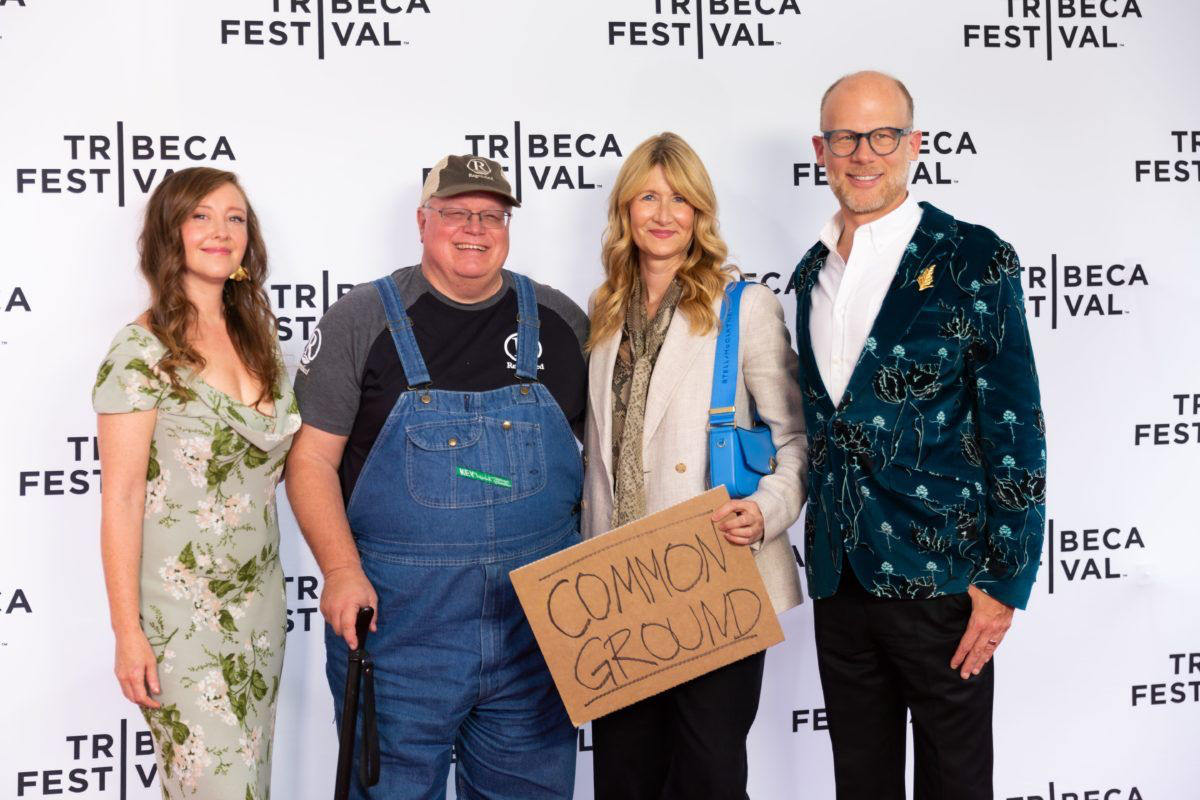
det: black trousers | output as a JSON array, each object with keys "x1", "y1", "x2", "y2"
[
  {"x1": 813, "y1": 567, "x2": 994, "y2": 800},
  {"x1": 592, "y1": 651, "x2": 766, "y2": 800}
]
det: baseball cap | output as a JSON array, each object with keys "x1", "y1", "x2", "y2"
[{"x1": 421, "y1": 154, "x2": 520, "y2": 208}]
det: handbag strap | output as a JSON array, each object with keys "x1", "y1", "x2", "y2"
[{"x1": 709, "y1": 281, "x2": 747, "y2": 430}]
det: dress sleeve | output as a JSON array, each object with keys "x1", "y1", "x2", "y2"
[{"x1": 92, "y1": 326, "x2": 171, "y2": 414}]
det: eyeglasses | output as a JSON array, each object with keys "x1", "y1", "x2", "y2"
[
  {"x1": 821, "y1": 127, "x2": 912, "y2": 157},
  {"x1": 423, "y1": 205, "x2": 512, "y2": 229}
]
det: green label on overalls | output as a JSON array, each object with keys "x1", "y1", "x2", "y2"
[{"x1": 455, "y1": 466, "x2": 513, "y2": 488}]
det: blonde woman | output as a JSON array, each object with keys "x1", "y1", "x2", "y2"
[{"x1": 582, "y1": 132, "x2": 807, "y2": 799}]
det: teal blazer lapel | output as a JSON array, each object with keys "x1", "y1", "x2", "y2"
[
  {"x1": 837, "y1": 202, "x2": 961, "y2": 410},
  {"x1": 793, "y1": 246, "x2": 835, "y2": 416}
]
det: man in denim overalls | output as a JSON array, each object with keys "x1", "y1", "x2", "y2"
[{"x1": 289, "y1": 154, "x2": 588, "y2": 798}]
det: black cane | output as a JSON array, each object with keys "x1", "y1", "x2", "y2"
[{"x1": 334, "y1": 607, "x2": 380, "y2": 799}]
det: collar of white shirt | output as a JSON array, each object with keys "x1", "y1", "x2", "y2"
[{"x1": 818, "y1": 194, "x2": 923, "y2": 264}]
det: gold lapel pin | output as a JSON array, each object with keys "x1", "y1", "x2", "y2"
[{"x1": 916, "y1": 263, "x2": 936, "y2": 292}]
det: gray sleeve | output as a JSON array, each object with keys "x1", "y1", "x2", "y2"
[
  {"x1": 293, "y1": 281, "x2": 387, "y2": 436},
  {"x1": 533, "y1": 280, "x2": 590, "y2": 357}
]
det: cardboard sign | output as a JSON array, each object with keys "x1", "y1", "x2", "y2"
[{"x1": 510, "y1": 487, "x2": 785, "y2": 726}]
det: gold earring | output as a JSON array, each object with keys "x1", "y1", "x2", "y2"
[{"x1": 229, "y1": 265, "x2": 249, "y2": 282}]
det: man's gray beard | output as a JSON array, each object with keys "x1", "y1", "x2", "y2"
[{"x1": 831, "y1": 168, "x2": 909, "y2": 215}]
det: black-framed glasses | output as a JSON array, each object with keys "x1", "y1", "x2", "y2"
[
  {"x1": 821, "y1": 127, "x2": 912, "y2": 157},
  {"x1": 423, "y1": 205, "x2": 511, "y2": 229}
]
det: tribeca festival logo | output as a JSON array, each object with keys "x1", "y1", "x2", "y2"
[
  {"x1": 1135, "y1": 130, "x2": 1200, "y2": 183},
  {"x1": 1005, "y1": 783, "x2": 1144, "y2": 800},
  {"x1": 0, "y1": 0, "x2": 30, "y2": 16},
  {"x1": 793, "y1": 129, "x2": 979, "y2": 190},
  {"x1": 1041, "y1": 520, "x2": 1145, "y2": 594},
  {"x1": 0, "y1": 0, "x2": 28, "y2": 43},
  {"x1": 269, "y1": 269, "x2": 355, "y2": 344},
  {"x1": 18, "y1": 435, "x2": 102, "y2": 497},
  {"x1": 1131, "y1": 651, "x2": 1200, "y2": 707},
  {"x1": 437, "y1": 123, "x2": 625, "y2": 204},
  {"x1": 963, "y1": 0, "x2": 1143, "y2": 60},
  {"x1": 1134, "y1": 393, "x2": 1200, "y2": 446},
  {"x1": 791, "y1": 705, "x2": 828, "y2": 734},
  {"x1": 720, "y1": 271, "x2": 794, "y2": 298},
  {"x1": 5, "y1": 285, "x2": 30, "y2": 313},
  {"x1": 284, "y1": 574, "x2": 322, "y2": 633},
  {"x1": 0, "y1": 0, "x2": 29, "y2": 18},
  {"x1": 607, "y1": 0, "x2": 802, "y2": 59},
  {"x1": 14, "y1": 720, "x2": 157, "y2": 797},
  {"x1": 0, "y1": 585, "x2": 31, "y2": 651},
  {"x1": 1020, "y1": 256, "x2": 1148, "y2": 330},
  {"x1": 15, "y1": 124, "x2": 236, "y2": 208},
  {"x1": 220, "y1": 0, "x2": 431, "y2": 59},
  {"x1": 1, "y1": 586, "x2": 31, "y2": 616}
]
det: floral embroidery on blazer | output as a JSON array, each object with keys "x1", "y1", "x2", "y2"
[{"x1": 792, "y1": 202, "x2": 1046, "y2": 609}]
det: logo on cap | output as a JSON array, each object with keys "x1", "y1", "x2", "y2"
[{"x1": 466, "y1": 158, "x2": 493, "y2": 177}]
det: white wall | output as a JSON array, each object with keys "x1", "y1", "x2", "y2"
[{"x1": 1, "y1": 1, "x2": 1197, "y2": 798}]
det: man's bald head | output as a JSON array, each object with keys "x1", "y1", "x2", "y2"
[
  {"x1": 812, "y1": 70, "x2": 920, "y2": 223},
  {"x1": 820, "y1": 71, "x2": 914, "y2": 130}
]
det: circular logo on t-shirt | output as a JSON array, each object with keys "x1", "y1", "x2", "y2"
[
  {"x1": 301, "y1": 328, "x2": 322, "y2": 367},
  {"x1": 503, "y1": 332, "x2": 543, "y2": 362}
]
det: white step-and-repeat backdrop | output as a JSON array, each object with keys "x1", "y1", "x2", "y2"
[{"x1": 2, "y1": 1, "x2": 1198, "y2": 798}]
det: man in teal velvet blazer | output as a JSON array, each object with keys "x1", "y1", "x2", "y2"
[{"x1": 792, "y1": 72, "x2": 1046, "y2": 800}]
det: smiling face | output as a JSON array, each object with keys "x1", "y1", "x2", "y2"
[
  {"x1": 813, "y1": 73, "x2": 921, "y2": 225},
  {"x1": 628, "y1": 164, "x2": 696, "y2": 276},
  {"x1": 417, "y1": 191, "x2": 511, "y2": 301},
  {"x1": 179, "y1": 182, "x2": 249, "y2": 285}
]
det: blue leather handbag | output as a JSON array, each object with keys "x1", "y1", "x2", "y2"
[{"x1": 708, "y1": 281, "x2": 778, "y2": 499}]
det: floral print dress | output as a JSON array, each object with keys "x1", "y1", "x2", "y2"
[{"x1": 93, "y1": 324, "x2": 301, "y2": 800}]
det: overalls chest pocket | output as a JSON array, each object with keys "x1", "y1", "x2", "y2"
[{"x1": 405, "y1": 416, "x2": 547, "y2": 509}]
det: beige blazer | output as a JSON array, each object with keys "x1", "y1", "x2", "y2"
[{"x1": 582, "y1": 282, "x2": 807, "y2": 614}]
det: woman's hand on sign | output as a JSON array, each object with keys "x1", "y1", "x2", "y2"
[{"x1": 712, "y1": 499, "x2": 764, "y2": 547}]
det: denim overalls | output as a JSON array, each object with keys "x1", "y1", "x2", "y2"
[{"x1": 326, "y1": 272, "x2": 581, "y2": 799}]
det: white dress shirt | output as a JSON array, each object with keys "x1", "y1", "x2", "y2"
[{"x1": 809, "y1": 194, "x2": 923, "y2": 406}]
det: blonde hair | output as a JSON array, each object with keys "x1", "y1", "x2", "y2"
[{"x1": 587, "y1": 132, "x2": 731, "y2": 350}]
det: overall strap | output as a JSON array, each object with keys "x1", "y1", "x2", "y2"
[
  {"x1": 709, "y1": 281, "x2": 747, "y2": 429},
  {"x1": 511, "y1": 272, "x2": 541, "y2": 382},
  {"x1": 372, "y1": 276, "x2": 432, "y2": 388}
]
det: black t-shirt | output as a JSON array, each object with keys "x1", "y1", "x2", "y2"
[{"x1": 293, "y1": 266, "x2": 589, "y2": 503}]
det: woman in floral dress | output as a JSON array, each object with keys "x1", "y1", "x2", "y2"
[{"x1": 94, "y1": 167, "x2": 300, "y2": 800}]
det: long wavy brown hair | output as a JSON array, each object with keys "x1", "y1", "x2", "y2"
[
  {"x1": 587, "y1": 132, "x2": 732, "y2": 350},
  {"x1": 139, "y1": 167, "x2": 279, "y2": 406}
]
